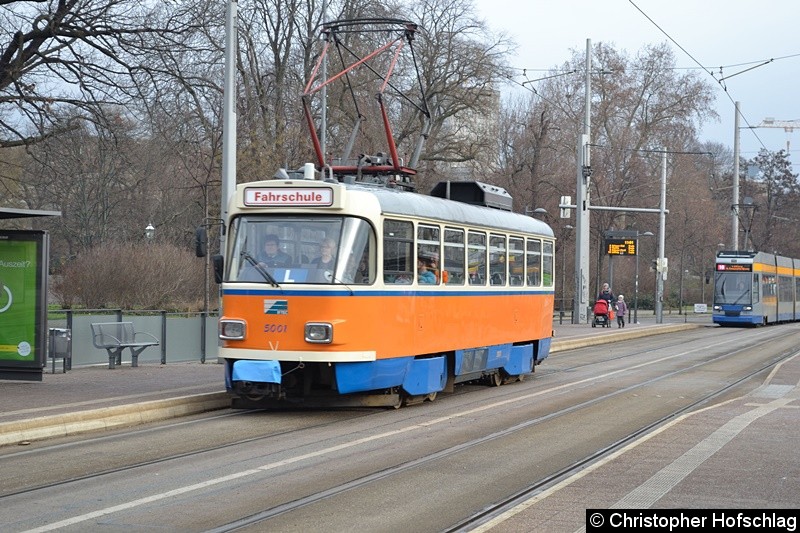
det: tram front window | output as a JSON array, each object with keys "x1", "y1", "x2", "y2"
[
  {"x1": 714, "y1": 272, "x2": 751, "y2": 304},
  {"x1": 227, "y1": 216, "x2": 375, "y2": 284}
]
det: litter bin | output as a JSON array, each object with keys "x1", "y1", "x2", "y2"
[{"x1": 49, "y1": 328, "x2": 71, "y2": 373}]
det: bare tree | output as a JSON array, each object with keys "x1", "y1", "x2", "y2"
[
  {"x1": 511, "y1": 42, "x2": 719, "y2": 297},
  {"x1": 0, "y1": 0, "x2": 205, "y2": 148},
  {"x1": 743, "y1": 149, "x2": 800, "y2": 255},
  {"x1": 403, "y1": 0, "x2": 514, "y2": 189}
]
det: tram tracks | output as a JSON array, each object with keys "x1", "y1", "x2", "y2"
[
  {"x1": 0, "y1": 409, "x2": 375, "y2": 499},
  {"x1": 547, "y1": 325, "x2": 785, "y2": 373},
  {"x1": 201, "y1": 328, "x2": 800, "y2": 532},
  {"x1": 446, "y1": 343, "x2": 800, "y2": 532},
  {"x1": 4, "y1": 326, "x2": 799, "y2": 532}
]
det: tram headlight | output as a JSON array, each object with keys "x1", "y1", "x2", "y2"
[
  {"x1": 305, "y1": 322, "x2": 333, "y2": 344},
  {"x1": 743, "y1": 305, "x2": 752, "y2": 311},
  {"x1": 220, "y1": 320, "x2": 246, "y2": 340},
  {"x1": 713, "y1": 305, "x2": 721, "y2": 311}
]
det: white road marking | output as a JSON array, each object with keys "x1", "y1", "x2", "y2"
[{"x1": 21, "y1": 333, "x2": 755, "y2": 532}]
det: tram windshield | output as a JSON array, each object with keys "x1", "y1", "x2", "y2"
[
  {"x1": 227, "y1": 215, "x2": 375, "y2": 285},
  {"x1": 714, "y1": 271, "x2": 751, "y2": 304}
]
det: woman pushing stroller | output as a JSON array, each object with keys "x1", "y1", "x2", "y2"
[{"x1": 592, "y1": 283, "x2": 615, "y2": 327}]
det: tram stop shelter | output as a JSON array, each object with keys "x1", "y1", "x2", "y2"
[{"x1": 0, "y1": 207, "x2": 61, "y2": 382}]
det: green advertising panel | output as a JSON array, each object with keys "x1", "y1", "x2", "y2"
[{"x1": 0, "y1": 231, "x2": 47, "y2": 380}]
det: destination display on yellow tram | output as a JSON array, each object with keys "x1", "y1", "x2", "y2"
[
  {"x1": 605, "y1": 238, "x2": 637, "y2": 256},
  {"x1": 716, "y1": 263, "x2": 752, "y2": 272}
]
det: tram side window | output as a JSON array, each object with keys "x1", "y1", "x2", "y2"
[
  {"x1": 383, "y1": 219, "x2": 414, "y2": 284},
  {"x1": 763, "y1": 274, "x2": 776, "y2": 298},
  {"x1": 796, "y1": 277, "x2": 800, "y2": 304},
  {"x1": 526, "y1": 238, "x2": 542, "y2": 286},
  {"x1": 753, "y1": 274, "x2": 760, "y2": 303},
  {"x1": 508, "y1": 237, "x2": 524, "y2": 286},
  {"x1": 417, "y1": 224, "x2": 441, "y2": 285},
  {"x1": 444, "y1": 228, "x2": 465, "y2": 285},
  {"x1": 779, "y1": 276, "x2": 793, "y2": 302},
  {"x1": 468, "y1": 231, "x2": 487, "y2": 285},
  {"x1": 489, "y1": 234, "x2": 506, "y2": 286},
  {"x1": 543, "y1": 241, "x2": 554, "y2": 287}
]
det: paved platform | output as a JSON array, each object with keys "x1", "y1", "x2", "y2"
[
  {"x1": 0, "y1": 316, "x2": 704, "y2": 447},
  {"x1": 479, "y1": 348, "x2": 800, "y2": 530}
]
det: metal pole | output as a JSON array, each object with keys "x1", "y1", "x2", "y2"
[
  {"x1": 221, "y1": 0, "x2": 238, "y2": 254},
  {"x1": 320, "y1": 0, "x2": 327, "y2": 161},
  {"x1": 732, "y1": 101, "x2": 740, "y2": 250},
  {"x1": 634, "y1": 247, "x2": 639, "y2": 324},
  {"x1": 560, "y1": 225, "x2": 572, "y2": 324},
  {"x1": 572, "y1": 39, "x2": 592, "y2": 324},
  {"x1": 655, "y1": 149, "x2": 667, "y2": 324},
  {"x1": 608, "y1": 255, "x2": 614, "y2": 293},
  {"x1": 560, "y1": 240, "x2": 565, "y2": 323}
]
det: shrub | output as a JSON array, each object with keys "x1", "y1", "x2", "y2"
[{"x1": 52, "y1": 242, "x2": 206, "y2": 311}]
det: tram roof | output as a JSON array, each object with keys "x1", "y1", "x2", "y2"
[{"x1": 351, "y1": 184, "x2": 554, "y2": 237}]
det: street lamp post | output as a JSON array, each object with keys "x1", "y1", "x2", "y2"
[
  {"x1": 560, "y1": 225, "x2": 574, "y2": 324},
  {"x1": 680, "y1": 268, "x2": 689, "y2": 322},
  {"x1": 634, "y1": 231, "x2": 653, "y2": 324}
]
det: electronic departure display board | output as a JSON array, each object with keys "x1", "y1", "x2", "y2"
[
  {"x1": 716, "y1": 263, "x2": 752, "y2": 272},
  {"x1": 605, "y1": 238, "x2": 637, "y2": 256}
]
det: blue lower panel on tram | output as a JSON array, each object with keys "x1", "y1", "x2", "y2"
[
  {"x1": 402, "y1": 357, "x2": 447, "y2": 395},
  {"x1": 230, "y1": 359, "x2": 282, "y2": 384},
  {"x1": 713, "y1": 316, "x2": 762, "y2": 325},
  {"x1": 502, "y1": 344, "x2": 533, "y2": 376},
  {"x1": 537, "y1": 337, "x2": 552, "y2": 362},
  {"x1": 713, "y1": 312, "x2": 762, "y2": 325},
  {"x1": 335, "y1": 356, "x2": 446, "y2": 395},
  {"x1": 456, "y1": 344, "x2": 512, "y2": 374}
]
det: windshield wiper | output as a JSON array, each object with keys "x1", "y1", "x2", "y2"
[
  {"x1": 241, "y1": 251, "x2": 280, "y2": 287},
  {"x1": 732, "y1": 291, "x2": 750, "y2": 305}
]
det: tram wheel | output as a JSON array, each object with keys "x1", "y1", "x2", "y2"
[
  {"x1": 487, "y1": 371, "x2": 503, "y2": 387},
  {"x1": 425, "y1": 392, "x2": 438, "y2": 402},
  {"x1": 244, "y1": 394, "x2": 265, "y2": 401}
]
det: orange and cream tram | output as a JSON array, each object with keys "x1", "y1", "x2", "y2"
[{"x1": 210, "y1": 173, "x2": 555, "y2": 407}]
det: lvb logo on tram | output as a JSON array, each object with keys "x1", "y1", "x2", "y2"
[{"x1": 264, "y1": 300, "x2": 288, "y2": 315}]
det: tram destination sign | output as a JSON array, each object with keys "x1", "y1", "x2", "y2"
[
  {"x1": 244, "y1": 187, "x2": 334, "y2": 207},
  {"x1": 605, "y1": 238, "x2": 637, "y2": 256},
  {"x1": 716, "y1": 263, "x2": 752, "y2": 272}
]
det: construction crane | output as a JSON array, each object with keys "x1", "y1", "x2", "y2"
[{"x1": 755, "y1": 117, "x2": 800, "y2": 153}]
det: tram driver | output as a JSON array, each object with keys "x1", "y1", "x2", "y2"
[{"x1": 259, "y1": 234, "x2": 292, "y2": 268}]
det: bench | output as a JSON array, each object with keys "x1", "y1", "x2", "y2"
[{"x1": 90, "y1": 322, "x2": 160, "y2": 369}]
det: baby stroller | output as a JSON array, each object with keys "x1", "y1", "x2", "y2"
[{"x1": 592, "y1": 298, "x2": 614, "y2": 328}]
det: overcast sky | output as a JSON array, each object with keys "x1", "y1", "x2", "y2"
[{"x1": 472, "y1": 0, "x2": 800, "y2": 168}]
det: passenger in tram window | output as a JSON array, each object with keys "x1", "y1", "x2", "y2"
[
  {"x1": 427, "y1": 253, "x2": 448, "y2": 283},
  {"x1": 311, "y1": 237, "x2": 337, "y2": 282},
  {"x1": 259, "y1": 234, "x2": 292, "y2": 268},
  {"x1": 311, "y1": 238, "x2": 336, "y2": 269},
  {"x1": 418, "y1": 256, "x2": 437, "y2": 284},
  {"x1": 356, "y1": 256, "x2": 369, "y2": 283},
  {"x1": 469, "y1": 269, "x2": 484, "y2": 285}
]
